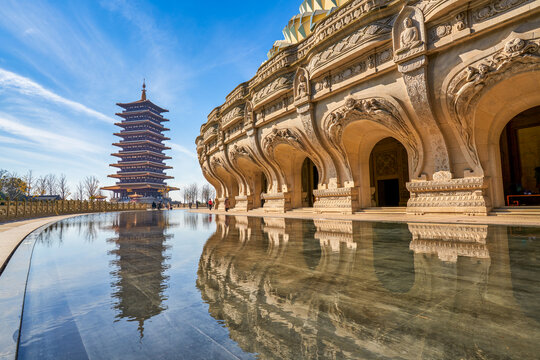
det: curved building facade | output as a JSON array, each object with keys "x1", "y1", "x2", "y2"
[{"x1": 196, "y1": 0, "x2": 540, "y2": 214}]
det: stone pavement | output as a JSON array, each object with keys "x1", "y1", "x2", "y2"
[
  {"x1": 0, "y1": 214, "x2": 84, "y2": 274},
  {"x1": 189, "y1": 208, "x2": 540, "y2": 227}
]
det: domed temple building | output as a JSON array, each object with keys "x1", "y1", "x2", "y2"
[{"x1": 196, "y1": 0, "x2": 540, "y2": 214}]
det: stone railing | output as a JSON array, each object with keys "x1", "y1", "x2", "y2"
[{"x1": 0, "y1": 200, "x2": 146, "y2": 222}]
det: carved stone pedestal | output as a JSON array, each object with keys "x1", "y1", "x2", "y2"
[
  {"x1": 234, "y1": 195, "x2": 254, "y2": 211},
  {"x1": 406, "y1": 174, "x2": 491, "y2": 215},
  {"x1": 262, "y1": 192, "x2": 292, "y2": 213},
  {"x1": 216, "y1": 197, "x2": 226, "y2": 211},
  {"x1": 408, "y1": 223, "x2": 490, "y2": 262},
  {"x1": 313, "y1": 187, "x2": 359, "y2": 214}
]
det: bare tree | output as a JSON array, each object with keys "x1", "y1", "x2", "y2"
[
  {"x1": 35, "y1": 176, "x2": 48, "y2": 196},
  {"x1": 201, "y1": 184, "x2": 211, "y2": 203},
  {"x1": 58, "y1": 174, "x2": 71, "y2": 200},
  {"x1": 187, "y1": 183, "x2": 199, "y2": 203},
  {"x1": 75, "y1": 181, "x2": 86, "y2": 200},
  {"x1": 45, "y1": 174, "x2": 58, "y2": 195},
  {"x1": 23, "y1": 170, "x2": 34, "y2": 196},
  {"x1": 83, "y1": 176, "x2": 100, "y2": 199}
]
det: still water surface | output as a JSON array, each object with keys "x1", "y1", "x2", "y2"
[{"x1": 12, "y1": 211, "x2": 540, "y2": 359}]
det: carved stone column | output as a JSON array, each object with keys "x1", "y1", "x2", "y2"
[
  {"x1": 295, "y1": 68, "x2": 359, "y2": 213},
  {"x1": 243, "y1": 101, "x2": 289, "y2": 212},
  {"x1": 394, "y1": 6, "x2": 490, "y2": 215}
]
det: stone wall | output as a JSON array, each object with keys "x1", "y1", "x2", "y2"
[{"x1": 196, "y1": 0, "x2": 540, "y2": 214}]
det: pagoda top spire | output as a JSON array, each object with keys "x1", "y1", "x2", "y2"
[{"x1": 141, "y1": 79, "x2": 146, "y2": 101}]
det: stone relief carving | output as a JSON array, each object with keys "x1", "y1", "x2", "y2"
[
  {"x1": 294, "y1": 68, "x2": 310, "y2": 100},
  {"x1": 322, "y1": 96, "x2": 422, "y2": 178},
  {"x1": 472, "y1": 0, "x2": 530, "y2": 23},
  {"x1": 262, "y1": 126, "x2": 307, "y2": 156},
  {"x1": 244, "y1": 101, "x2": 254, "y2": 128},
  {"x1": 409, "y1": 223, "x2": 490, "y2": 262},
  {"x1": 446, "y1": 37, "x2": 540, "y2": 174},
  {"x1": 255, "y1": 95, "x2": 294, "y2": 122},
  {"x1": 307, "y1": 16, "x2": 393, "y2": 73},
  {"x1": 429, "y1": 11, "x2": 468, "y2": 43},
  {"x1": 203, "y1": 124, "x2": 218, "y2": 142},
  {"x1": 312, "y1": 47, "x2": 393, "y2": 95},
  {"x1": 221, "y1": 105, "x2": 245, "y2": 128},
  {"x1": 229, "y1": 144, "x2": 253, "y2": 163},
  {"x1": 406, "y1": 176, "x2": 491, "y2": 215},
  {"x1": 252, "y1": 73, "x2": 294, "y2": 106},
  {"x1": 393, "y1": 8, "x2": 427, "y2": 63},
  {"x1": 210, "y1": 156, "x2": 225, "y2": 170}
]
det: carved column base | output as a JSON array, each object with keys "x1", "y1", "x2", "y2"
[
  {"x1": 406, "y1": 176, "x2": 491, "y2": 215},
  {"x1": 408, "y1": 223, "x2": 490, "y2": 263},
  {"x1": 216, "y1": 197, "x2": 226, "y2": 211},
  {"x1": 234, "y1": 195, "x2": 254, "y2": 211},
  {"x1": 262, "y1": 192, "x2": 292, "y2": 213},
  {"x1": 313, "y1": 187, "x2": 359, "y2": 214}
]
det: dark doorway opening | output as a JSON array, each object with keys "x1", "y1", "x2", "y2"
[
  {"x1": 301, "y1": 157, "x2": 319, "y2": 207},
  {"x1": 500, "y1": 106, "x2": 540, "y2": 206},
  {"x1": 369, "y1": 138, "x2": 410, "y2": 207},
  {"x1": 377, "y1": 179, "x2": 400, "y2": 207}
]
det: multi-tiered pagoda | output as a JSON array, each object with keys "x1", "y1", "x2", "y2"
[{"x1": 102, "y1": 82, "x2": 178, "y2": 202}]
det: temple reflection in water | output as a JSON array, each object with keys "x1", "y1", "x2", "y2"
[
  {"x1": 197, "y1": 215, "x2": 540, "y2": 359},
  {"x1": 108, "y1": 211, "x2": 172, "y2": 338}
]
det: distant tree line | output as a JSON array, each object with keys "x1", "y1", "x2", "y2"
[
  {"x1": 0, "y1": 169, "x2": 103, "y2": 201},
  {"x1": 182, "y1": 183, "x2": 215, "y2": 204}
]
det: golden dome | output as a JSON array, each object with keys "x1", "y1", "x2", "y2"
[{"x1": 268, "y1": 0, "x2": 352, "y2": 59}]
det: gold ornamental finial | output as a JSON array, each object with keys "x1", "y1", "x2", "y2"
[{"x1": 141, "y1": 79, "x2": 146, "y2": 100}]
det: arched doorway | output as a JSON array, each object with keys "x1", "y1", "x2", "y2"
[
  {"x1": 259, "y1": 172, "x2": 269, "y2": 208},
  {"x1": 301, "y1": 157, "x2": 319, "y2": 207},
  {"x1": 500, "y1": 106, "x2": 540, "y2": 206},
  {"x1": 369, "y1": 138, "x2": 410, "y2": 207}
]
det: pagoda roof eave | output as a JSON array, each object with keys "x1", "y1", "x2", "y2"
[
  {"x1": 111, "y1": 151, "x2": 172, "y2": 159},
  {"x1": 114, "y1": 121, "x2": 169, "y2": 131},
  {"x1": 102, "y1": 184, "x2": 179, "y2": 191},
  {"x1": 116, "y1": 99, "x2": 169, "y2": 113},
  {"x1": 115, "y1": 111, "x2": 170, "y2": 122},
  {"x1": 108, "y1": 172, "x2": 174, "y2": 179},
  {"x1": 110, "y1": 162, "x2": 173, "y2": 169},
  {"x1": 112, "y1": 141, "x2": 170, "y2": 149}
]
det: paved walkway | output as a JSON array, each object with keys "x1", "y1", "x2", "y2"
[
  {"x1": 0, "y1": 215, "x2": 84, "y2": 273},
  {"x1": 190, "y1": 209, "x2": 540, "y2": 226}
]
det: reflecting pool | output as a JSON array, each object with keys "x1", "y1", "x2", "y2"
[{"x1": 2, "y1": 211, "x2": 540, "y2": 359}]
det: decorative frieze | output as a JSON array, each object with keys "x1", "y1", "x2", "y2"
[
  {"x1": 228, "y1": 144, "x2": 253, "y2": 163},
  {"x1": 203, "y1": 124, "x2": 218, "y2": 142},
  {"x1": 472, "y1": 0, "x2": 531, "y2": 24},
  {"x1": 409, "y1": 223, "x2": 490, "y2": 262},
  {"x1": 252, "y1": 73, "x2": 294, "y2": 106},
  {"x1": 406, "y1": 175, "x2": 491, "y2": 215},
  {"x1": 307, "y1": 16, "x2": 394, "y2": 73},
  {"x1": 221, "y1": 105, "x2": 245, "y2": 129},
  {"x1": 261, "y1": 192, "x2": 292, "y2": 213},
  {"x1": 428, "y1": 11, "x2": 468, "y2": 43},
  {"x1": 262, "y1": 126, "x2": 307, "y2": 156},
  {"x1": 313, "y1": 187, "x2": 359, "y2": 214},
  {"x1": 312, "y1": 46, "x2": 393, "y2": 95}
]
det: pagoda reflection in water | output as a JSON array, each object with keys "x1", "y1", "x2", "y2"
[
  {"x1": 197, "y1": 216, "x2": 540, "y2": 360},
  {"x1": 108, "y1": 211, "x2": 172, "y2": 338}
]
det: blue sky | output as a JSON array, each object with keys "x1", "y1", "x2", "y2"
[{"x1": 0, "y1": 0, "x2": 299, "y2": 200}]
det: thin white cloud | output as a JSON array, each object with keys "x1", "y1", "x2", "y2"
[
  {"x1": 0, "y1": 115, "x2": 103, "y2": 154},
  {"x1": 0, "y1": 68, "x2": 114, "y2": 124},
  {"x1": 169, "y1": 142, "x2": 198, "y2": 160},
  {"x1": 0, "y1": 134, "x2": 32, "y2": 146}
]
